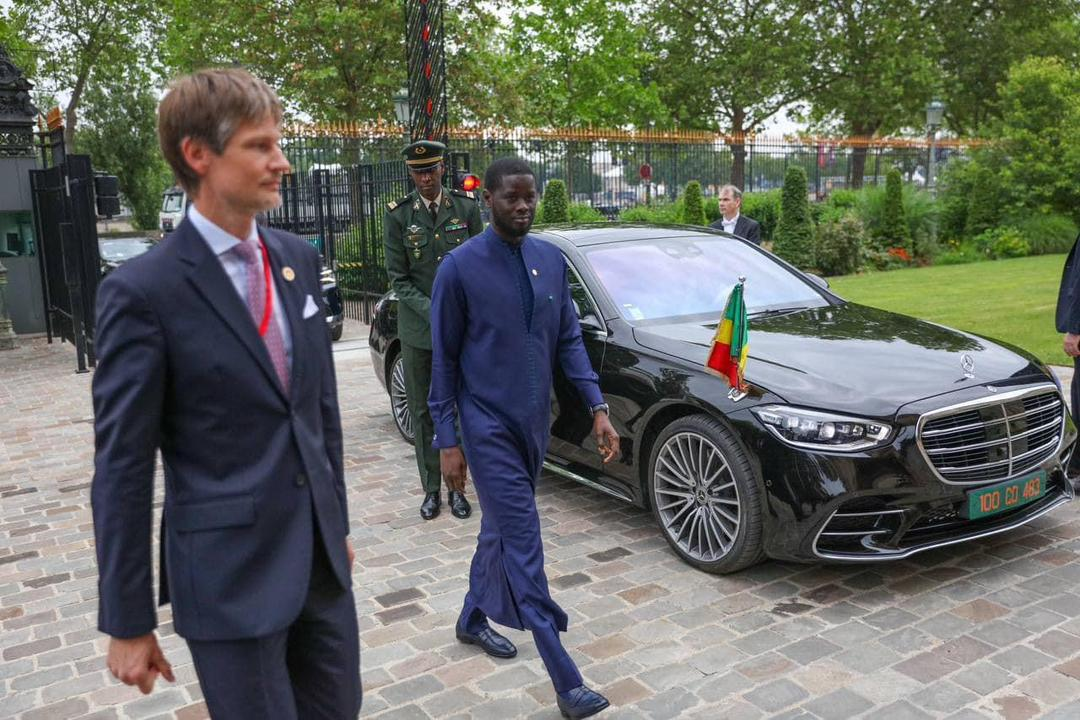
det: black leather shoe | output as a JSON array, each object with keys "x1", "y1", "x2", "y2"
[
  {"x1": 557, "y1": 685, "x2": 609, "y2": 719},
  {"x1": 455, "y1": 620, "x2": 517, "y2": 658},
  {"x1": 448, "y1": 490, "x2": 472, "y2": 519},
  {"x1": 420, "y1": 491, "x2": 441, "y2": 520}
]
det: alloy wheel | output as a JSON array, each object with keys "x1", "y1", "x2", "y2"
[{"x1": 390, "y1": 355, "x2": 413, "y2": 443}]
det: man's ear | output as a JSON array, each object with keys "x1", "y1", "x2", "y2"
[
  {"x1": 180, "y1": 136, "x2": 213, "y2": 182},
  {"x1": 482, "y1": 188, "x2": 493, "y2": 207}
]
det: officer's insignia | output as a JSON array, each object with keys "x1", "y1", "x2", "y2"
[
  {"x1": 415, "y1": 146, "x2": 427, "y2": 155},
  {"x1": 451, "y1": 218, "x2": 460, "y2": 225},
  {"x1": 282, "y1": 266, "x2": 296, "y2": 282},
  {"x1": 414, "y1": 249, "x2": 422, "y2": 259},
  {"x1": 407, "y1": 224, "x2": 423, "y2": 235},
  {"x1": 413, "y1": 199, "x2": 421, "y2": 211},
  {"x1": 443, "y1": 196, "x2": 451, "y2": 207}
]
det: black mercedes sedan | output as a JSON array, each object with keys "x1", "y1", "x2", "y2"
[{"x1": 369, "y1": 224, "x2": 1077, "y2": 574}]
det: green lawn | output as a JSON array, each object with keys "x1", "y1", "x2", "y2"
[{"x1": 827, "y1": 254, "x2": 1069, "y2": 366}]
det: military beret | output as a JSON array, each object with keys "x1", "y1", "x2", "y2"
[{"x1": 402, "y1": 140, "x2": 446, "y2": 171}]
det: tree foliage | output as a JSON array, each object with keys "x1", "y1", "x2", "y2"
[
  {"x1": 539, "y1": 179, "x2": 569, "y2": 223},
  {"x1": 76, "y1": 73, "x2": 172, "y2": 231},
  {"x1": 877, "y1": 167, "x2": 910, "y2": 250},
  {"x1": 773, "y1": 166, "x2": 814, "y2": 268},
  {"x1": 681, "y1": 181, "x2": 705, "y2": 225}
]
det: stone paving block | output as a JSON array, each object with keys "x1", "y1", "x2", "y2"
[
  {"x1": 1041, "y1": 700, "x2": 1080, "y2": 720},
  {"x1": 799, "y1": 687, "x2": 873, "y2": 720},
  {"x1": 872, "y1": 700, "x2": 935, "y2": 720},
  {"x1": 910, "y1": 680, "x2": 980, "y2": 714},
  {"x1": 633, "y1": 686, "x2": 701, "y2": 720},
  {"x1": 989, "y1": 645, "x2": 1058, "y2": 675},
  {"x1": 778, "y1": 636, "x2": 842, "y2": 665},
  {"x1": 894, "y1": 651, "x2": 961, "y2": 684},
  {"x1": 990, "y1": 694, "x2": 1042, "y2": 720},
  {"x1": 741, "y1": 678, "x2": 809, "y2": 713},
  {"x1": 1015, "y1": 667, "x2": 1080, "y2": 706}
]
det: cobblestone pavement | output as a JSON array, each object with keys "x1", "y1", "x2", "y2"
[{"x1": 3, "y1": 329, "x2": 1080, "y2": 720}]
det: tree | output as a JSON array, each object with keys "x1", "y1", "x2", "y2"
[
  {"x1": 681, "y1": 181, "x2": 705, "y2": 225},
  {"x1": 507, "y1": 0, "x2": 668, "y2": 127},
  {"x1": 804, "y1": 0, "x2": 936, "y2": 188},
  {"x1": 929, "y1": 0, "x2": 1080, "y2": 136},
  {"x1": 540, "y1": 179, "x2": 569, "y2": 223},
  {"x1": 8, "y1": 0, "x2": 160, "y2": 148},
  {"x1": 76, "y1": 74, "x2": 172, "y2": 230},
  {"x1": 877, "y1": 167, "x2": 910, "y2": 250},
  {"x1": 648, "y1": 0, "x2": 816, "y2": 188},
  {"x1": 773, "y1": 166, "x2": 814, "y2": 268}
]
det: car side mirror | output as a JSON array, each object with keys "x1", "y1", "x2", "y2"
[{"x1": 805, "y1": 272, "x2": 830, "y2": 290}]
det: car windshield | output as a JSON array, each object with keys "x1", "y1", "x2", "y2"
[
  {"x1": 99, "y1": 239, "x2": 151, "y2": 262},
  {"x1": 161, "y1": 192, "x2": 184, "y2": 213},
  {"x1": 582, "y1": 233, "x2": 829, "y2": 324}
]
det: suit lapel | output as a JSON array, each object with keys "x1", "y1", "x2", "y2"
[
  {"x1": 177, "y1": 220, "x2": 287, "y2": 404},
  {"x1": 434, "y1": 193, "x2": 453, "y2": 228},
  {"x1": 261, "y1": 229, "x2": 306, "y2": 394}
]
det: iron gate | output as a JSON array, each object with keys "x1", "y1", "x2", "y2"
[{"x1": 29, "y1": 151, "x2": 102, "y2": 372}]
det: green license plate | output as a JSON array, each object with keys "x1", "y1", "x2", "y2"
[{"x1": 966, "y1": 470, "x2": 1048, "y2": 519}]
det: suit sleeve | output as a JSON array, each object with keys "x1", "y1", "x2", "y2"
[
  {"x1": 428, "y1": 255, "x2": 466, "y2": 448},
  {"x1": 384, "y1": 208, "x2": 431, "y2": 317},
  {"x1": 556, "y1": 263, "x2": 604, "y2": 408},
  {"x1": 747, "y1": 218, "x2": 762, "y2": 246},
  {"x1": 91, "y1": 273, "x2": 164, "y2": 639},
  {"x1": 467, "y1": 199, "x2": 484, "y2": 237},
  {"x1": 310, "y1": 248, "x2": 348, "y2": 531}
]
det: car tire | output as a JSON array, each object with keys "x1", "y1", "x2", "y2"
[
  {"x1": 647, "y1": 414, "x2": 765, "y2": 574},
  {"x1": 330, "y1": 322, "x2": 344, "y2": 342},
  {"x1": 389, "y1": 352, "x2": 414, "y2": 444}
]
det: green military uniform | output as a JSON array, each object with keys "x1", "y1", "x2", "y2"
[{"x1": 384, "y1": 142, "x2": 484, "y2": 495}]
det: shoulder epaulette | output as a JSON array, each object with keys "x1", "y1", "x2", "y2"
[
  {"x1": 451, "y1": 189, "x2": 476, "y2": 200},
  {"x1": 386, "y1": 196, "x2": 412, "y2": 212}
]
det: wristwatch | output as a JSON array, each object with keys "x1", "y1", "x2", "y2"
[{"x1": 589, "y1": 402, "x2": 610, "y2": 417}]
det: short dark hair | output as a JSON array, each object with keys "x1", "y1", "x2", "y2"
[{"x1": 484, "y1": 157, "x2": 535, "y2": 192}]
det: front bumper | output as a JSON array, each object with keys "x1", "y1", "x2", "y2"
[{"x1": 749, "y1": 382, "x2": 1077, "y2": 563}]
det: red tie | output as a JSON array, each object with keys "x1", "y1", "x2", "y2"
[{"x1": 231, "y1": 238, "x2": 290, "y2": 395}]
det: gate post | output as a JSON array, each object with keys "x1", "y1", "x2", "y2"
[
  {"x1": 405, "y1": 0, "x2": 448, "y2": 144},
  {"x1": 0, "y1": 260, "x2": 16, "y2": 350}
]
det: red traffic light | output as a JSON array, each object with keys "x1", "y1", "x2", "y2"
[{"x1": 459, "y1": 173, "x2": 481, "y2": 192}]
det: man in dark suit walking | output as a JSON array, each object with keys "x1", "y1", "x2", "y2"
[
  {"x1": 91, "y1": 68, "x2": 361, "y2": 718},
  {"x1": 1057, "y1": 233, "x2": 1080, "y2": 454},
  {"x1": 709, "y1": 184, "x2": 761, "y2": 245}
]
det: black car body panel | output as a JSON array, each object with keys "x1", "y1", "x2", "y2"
[{"x1": 369, "y1": 223, "x2": 1077, "y2": 568}]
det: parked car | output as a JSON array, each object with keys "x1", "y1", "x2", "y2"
[
  {"x1": 98, "y1": 237, "x2": 345, "y2": 342},
  {"x1": 369, "y1": 224, "x2": 1077, "y2": 574}
]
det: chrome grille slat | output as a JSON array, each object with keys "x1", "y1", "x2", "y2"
[{"x1": 917, "y1": 385, "x2": 1065, "y2": 485}]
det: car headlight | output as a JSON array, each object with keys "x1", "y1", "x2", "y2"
[
  {"x1": 1041, "y1": 363, "x2": 1065, "y2": 397},
  {"x1": 751, "y1": 405, "x2": 893, "y2": 451}
]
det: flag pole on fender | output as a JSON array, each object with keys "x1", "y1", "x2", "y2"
[{"x1": 705, "y1": 276, "x2": 749, "y2": 400}]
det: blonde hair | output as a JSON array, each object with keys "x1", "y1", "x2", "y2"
[{"x1": 158, "y1": 68, "x2": 283, "y2": 193}]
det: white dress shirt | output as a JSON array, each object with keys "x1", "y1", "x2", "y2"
[
  {"x1": 188, "y1": 205, "x2": 293, "y2": 366},
  {"x1": 722, "y1": 213, "x2": 740, "y2": 235}
]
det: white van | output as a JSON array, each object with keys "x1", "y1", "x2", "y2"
[{"x1": 159, "y1": 186, "x2": 189, "y2": 238}]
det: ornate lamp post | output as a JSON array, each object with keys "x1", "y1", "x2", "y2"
[
  {"x1": 393, "y1": 87, "x2": 410, "y2": 128},
  {"x1": 0, "y1": 260, "x2": 16, "y2": 350}
]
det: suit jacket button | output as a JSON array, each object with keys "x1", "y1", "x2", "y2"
[{"x1": 296, "y1": 474, "x2": 307, "y2": 487}]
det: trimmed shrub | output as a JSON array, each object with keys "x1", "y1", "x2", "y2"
[
  {"x1": 539, "y1": 179, "x2": 569, "y2": 223},
  {"x1": 973, "y1": 226, "x2": 1030, "y2": 259},
  {"x1": 815, "y1": 213, "x2": 865, "y2": 276},
  {"x1": 704, "y1": 197, "x2": 721, "y2": 223},
  {"x1": 1012, "y1": 212, "x2": 1078, "y2": 255},
  {"x1": 965, "y1": 163, "x2": 1005, "y2": 238},
  {"x1": 773, "y1": 166, "x2": 814, "y2": 268},
  {"x1": 567, "y1": 203, "x2": 606, "y2": 223},
  {"x1": 742, "y1": 189, "x2": 781, "y2": 244},
  {"x1": 936, "y1": 158, "x2": 974, "y2": 243},
  {"x1": 935, "y1": 242, "x2": 983, "y2": 265},
  {"x1": 619, "y1": 201, "x2": 683, "y2": 224},
  {"x1": 682, "y1": 180, "x2": 706, "y2": 225},
  {"x1": 875, "y1": 166, "x2": 910, "y2": 251}
]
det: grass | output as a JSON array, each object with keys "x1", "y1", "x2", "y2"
[{"x1": 827, "y1": 254, "x2": 1069, "y2": 366}]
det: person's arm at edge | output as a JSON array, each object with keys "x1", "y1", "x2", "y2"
[
  {"x1": 91, "y1": 271, "x2": 174, "y2": 692},
  {"x1": 428, "y1": 255, "x2": 466, "y2": 448},
  {"x1": 747, "y1": 218, "x2": 761, "y2": 246},
  {"x1": 383, "y1": 208, "x2": 432, "y2": 317}
]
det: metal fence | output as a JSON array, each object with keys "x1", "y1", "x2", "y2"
[{"x1": 268, "y1": 125, "x2": 978, "y2": 321}]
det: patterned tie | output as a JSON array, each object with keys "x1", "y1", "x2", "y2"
[
  {"x1": 429, "y1": 201, "x2": 439, "y2": 223},
  {"x1": 231, "y1": 238, "x2": 290, "y2": 395}
]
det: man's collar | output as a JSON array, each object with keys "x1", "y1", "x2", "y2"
[
  {"x1": 418, "y1": 189, "x2": 443, "y2": 208},
  {"x1": 188, "y1": 205, "x2": 258, "y2": 256},
  {"x1": 723, "y1": 213, "x2": 741, "y2": 224}
]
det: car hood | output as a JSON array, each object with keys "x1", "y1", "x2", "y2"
[{"x1": 631, "y1": 303, "x2": 1049, "y2": 418}]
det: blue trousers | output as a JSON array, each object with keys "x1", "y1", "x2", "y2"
[{"x1": 187, "y1": 534, "x2": 361, "y2": 720}]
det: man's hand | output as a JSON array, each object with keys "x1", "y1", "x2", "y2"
[
  {"x1": 1065, "y1": 333, "x2": 1080, "y2": 358},
  {"x1": 346, "y1": 538, "x2": 355, "y2": 570},
  {"x1": 441, "y1": 446, "x2": 468, "y2": 492},
  {"x1": 107, "y1": 633, "x2": 174, "y2": 694},
  {"x1": 593, "y1": 412, "x2": 620, "y2": 464}
]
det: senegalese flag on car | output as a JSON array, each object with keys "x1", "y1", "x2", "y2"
[{"x1": 706, "y1": 279, "x2": 749, "y2": 392}]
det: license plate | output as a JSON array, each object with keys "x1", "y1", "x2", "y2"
[{"x1": 966, "y1": 470, "x2": 1047, "y2": 519}]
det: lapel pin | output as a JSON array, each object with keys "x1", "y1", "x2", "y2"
[
  {"x1": 282, "y1": 266, "x2": 296, "y2": 282},
  {"x1": 532, "y1": 268, "x2": 539, "y2": 276}
]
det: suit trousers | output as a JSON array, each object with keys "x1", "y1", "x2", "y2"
[
  {"x1": 187, "y1": 531, "x2": 361, "y2": 720},
  {"x1": 401, "y1": 343, "x2": 443, "y2": 493}
]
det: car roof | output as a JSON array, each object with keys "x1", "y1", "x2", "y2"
[{"x1": 533, "y1": 223, "x2": 727, "y2": 247}]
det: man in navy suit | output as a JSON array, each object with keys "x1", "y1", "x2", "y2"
[
  {"x1": 429, "y1": 158, "x2": 620, "y2": 719},
  {"x1": 709, "y1": 184, "x2": 761, "y2": 245},
  {"x1": 1057, "y1": 233, "x2": 1080, "y2": 459},
  {"x1": 91, "y1": 68, "x2": 361, "y2": 718}
]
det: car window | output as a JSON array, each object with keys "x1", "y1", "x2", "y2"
[
  {"x1": 582, "y1": 234, "x2": 829, "y2": 324},
  {"x1": 565, "y1": 261, "x2": 598, "y2": 320},
  {"x1": 162, "y1": 192, "x2": 185, "y2": 213}
]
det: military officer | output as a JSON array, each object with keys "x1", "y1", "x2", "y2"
[{"x1": 384, "y1": 140, "x2": 484, "y2": 520}]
